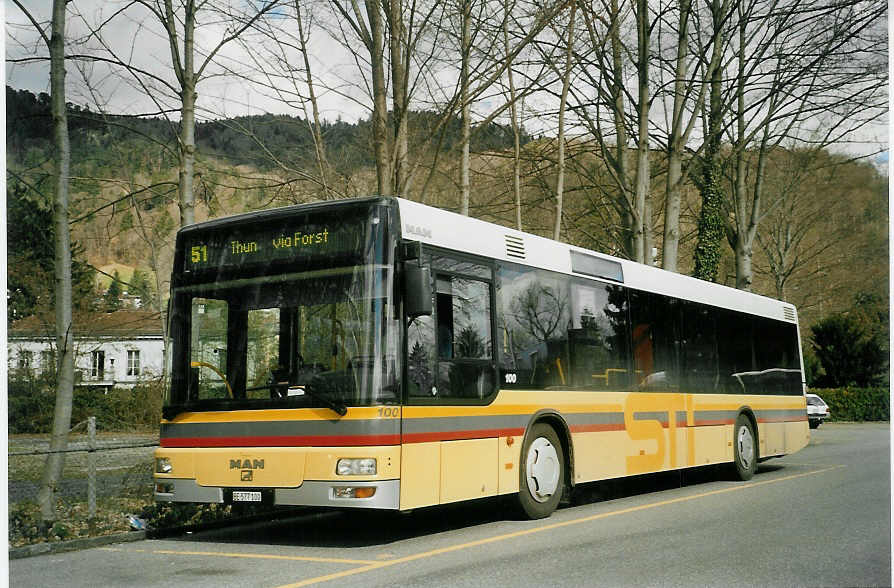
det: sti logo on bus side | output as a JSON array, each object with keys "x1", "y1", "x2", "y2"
[
  {"x1": 405, "y1": 224, "x2": 432, "y2": 239},
  {"x1": 230, "y1": 459, "x2": 265, "y2": 470}
]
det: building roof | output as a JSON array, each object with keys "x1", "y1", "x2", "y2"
[{"x1": 9, "y1": 310, "x2": 164, "y2": 339}]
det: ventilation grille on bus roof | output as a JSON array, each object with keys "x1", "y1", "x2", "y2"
[
  {"x1": 505, "y1": 234, "x2": 526, "y2": 259},
  {"x1": 783, "y1": 307, "x2": 796, "y2": 322}
]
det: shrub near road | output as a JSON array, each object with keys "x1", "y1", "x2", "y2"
[
  {"x1": 811, "y1": 388, "x2": 889, "y2": 422},
  {"x1": 8, "y1": 379, "x2": 164, "y2": 434}
]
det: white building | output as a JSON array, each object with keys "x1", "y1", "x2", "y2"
[{"x1": 8, "y1": 310, "x2": 165, "y2": 389}]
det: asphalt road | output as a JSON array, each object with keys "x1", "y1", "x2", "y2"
[{"x1": 9, "y1": 422, "x2": 890, "y2": 587}]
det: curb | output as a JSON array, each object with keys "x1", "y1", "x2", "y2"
[{"x1": 9, "y1": 530, "x2": 147, "y2": 560}]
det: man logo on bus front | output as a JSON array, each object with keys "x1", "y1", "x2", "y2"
[{"x1": 405, "y1": 224, "x2": 432, "y2": 239}]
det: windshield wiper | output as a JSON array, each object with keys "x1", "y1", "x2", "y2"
[
  {"x1": 245, "y1": 379, "x2": 347, "y2": 417},
  {"x1": 304, "y1": 373, "x2": 349, "y2": 416}
]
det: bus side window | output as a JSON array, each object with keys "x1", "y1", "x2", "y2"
[
  {"x1": 407, "y1": 312, "x2": 436, "y2": 397},
  {"x1": 716, "y1": 309, "x2": 753, "y2": 394},
  {"x1": 498, "y1": 264, "x2": 569, "y2": 390},
  {"x1": 680, "y1": 302, "x2": 718, "y2": 393},
  {"x1": 435, "y1": 275, "x2": 494, "y2": 399},
  {"x1": 568, "y1": 282, "x2": 632, "y2": 390},
  {"x1": 630, "y1": 291, "x2": 680, "y2": 392}
]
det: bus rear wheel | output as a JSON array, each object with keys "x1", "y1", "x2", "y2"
[
  {"x1": 733, "y1": 414, "x2": 757, "y2": 481},
  {"x1": 517, "y1": 423, "x2": 564, "y2": 519}
]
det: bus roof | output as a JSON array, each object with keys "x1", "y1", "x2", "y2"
[
  {"x1": 395, "y1": 197, "x2": 798, "y2": 324},
  {"x1": 173, "y1": 196, "x2": 797, "y2": 324}
]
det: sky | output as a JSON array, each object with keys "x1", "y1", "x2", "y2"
[{"x1": 5, "y1": 0, "x2": 372, "y2": 124}]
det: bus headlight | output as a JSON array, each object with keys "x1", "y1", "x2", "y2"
[
  {"x1": 336, "y1": 458, "x2": 376, "y2": 475},
  {"x1": 155, "y1": 457, "x2": 173, "y2": 474}
]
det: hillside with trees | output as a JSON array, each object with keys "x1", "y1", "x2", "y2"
[{"x1": 8, "y1": 84, "x2": 888, "y2": 371}]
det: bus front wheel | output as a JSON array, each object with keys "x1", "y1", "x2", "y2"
[
  {"x1": 517, "y1": 423, "x2": 564, "y2": 519},
  {"x1": 733, "y1": 414, "x2": 757, "y2": 481}
]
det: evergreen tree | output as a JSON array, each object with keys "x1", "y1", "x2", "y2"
[
  {"x1": 7, "y1": 181, "x2": 94, "y2": 322},
  {"x1": 104, "y1": 270, "x2": 123, "y2": 311},
  {"x1": 130, "y1": 268, "x2": 155, "y2": 309},
  {"x1": 810, "y1": 313, "x2": 886, "y2": 387}
]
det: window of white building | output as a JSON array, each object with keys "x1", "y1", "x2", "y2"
[
  {"x1": 127, "y1": 350, "x2": 141, "y2": 377},
  {"x1": 18, "y1": 350, "x2": 33, "y2": 370},
  {"x1": 91, "y1": 350, "x2": 105, "y2": 379}
]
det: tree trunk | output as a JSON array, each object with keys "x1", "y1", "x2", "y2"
[
  {"x1": 692, "y1": 0, "x2": 726, "y2": 282},
  {"x1": 632, "y1": 0, "x2": 650, "y2": 263},
  {"x1": 389, "y1": 0, "x2": 409, "y2": 196},
  {"x1": 502, "y1": 0, "x2": 523, "y2": 231},
  {"x1": 643, "y1": 199, "x2": 654, "y2": 265},
  {"x1": 662, "y1": 154, "x2": 683, "y2": 270},
  {"x1": 166, "y1": 0, "x2": 197, "y2": 227},
  {"x1": 607, "y1": 0, "x2": 633, "y2": 258},
  {"x1": 38, "y1": 0, "x2": 75, "y2": 525},
  {"x1": 296, "y1": 0, "x2": 331, "y2": 198},
  {"x1": 734, "y1": 239, "x2": 753, "y2": 291},
  {"x1": 179, "y1": 83, "x2": 196, "y2": 227},
  {"x1": 367, "y1": 0, "x2": 392, "y2": 195},
  {"x1": 554, "y1": 2, "x2": 576, "y2": 241},
  {"x1": 660, "y1": 0, "x2": 691, "y2": 272},
  {"x1": 459, "y1": 0, "x2": 472, "y2": 215}
]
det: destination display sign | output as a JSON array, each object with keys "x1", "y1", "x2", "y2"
[{"x1": 183, "y1": 215, "x2": 367, "y2": 274}]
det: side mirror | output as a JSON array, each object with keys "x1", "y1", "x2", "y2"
[{"x1": 404, "y1": 264, "x2": 432, "y2": 317}]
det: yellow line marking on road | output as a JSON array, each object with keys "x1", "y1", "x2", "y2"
[
  {"x1": 278, "y1": 464, "x2": 846, "y2": 588},
  {"x1": 100, "y1": 546, "x2": 378, "y2": 565}
]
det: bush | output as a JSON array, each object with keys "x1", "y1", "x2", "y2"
[
  {"x1": 811, "y1": 387, "x2": 890, "y2": 422},
  {"x1": 810, "y1": 313, "x2": 887, "y2": 387},
  {"x1": 8, "y1": 377, "x2": 165, "y2": 434}
]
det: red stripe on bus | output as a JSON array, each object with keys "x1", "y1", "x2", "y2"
[{"x1": 160, "y1": 434, "x2": 401, "y2": 448}]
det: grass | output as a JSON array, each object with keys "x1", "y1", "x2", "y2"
[{"x1": 9, "y1": 496, "x2": 153, "y2": 548}]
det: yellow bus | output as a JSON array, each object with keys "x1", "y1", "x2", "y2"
[{"x1": 154, "y1": 197, "x2": 809, "y2": 519}]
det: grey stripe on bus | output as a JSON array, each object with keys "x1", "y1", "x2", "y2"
[
  {"x1": 401, "y1": 414, "x2": 528, "y2": 434},
  {"x1": 633, "y1": 411, "x2": 670, "y2": 424},
  {"x1": 160, "y1": 418, "x2": 400, "y2": 439}
]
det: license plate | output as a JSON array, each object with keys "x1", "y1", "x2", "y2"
[{"x1": 232, "y1": 491, "x2": 262, "y2": 502}]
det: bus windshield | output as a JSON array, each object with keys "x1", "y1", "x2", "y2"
[{"x1": 165, "y1": 202, "x2": 399, "y2": 415}]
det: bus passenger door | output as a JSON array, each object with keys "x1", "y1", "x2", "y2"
[{"x1": 401, "y1": 250, "x2": 499, "y2": 509}]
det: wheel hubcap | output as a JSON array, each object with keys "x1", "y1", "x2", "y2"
[
  {"x1": 737, "y1": 425, "x2": 754, "y2": 470},
  {"x1": 526, "y1": 437, "x2": 560, "y2": 502}
]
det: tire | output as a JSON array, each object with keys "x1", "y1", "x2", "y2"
[
  {"x1": 809, "y1": 420, "x2": 821, "y2": 430},
  {"x1": 517, "y1": 423, "x2": 564, "y2": 519},
  {"x1": 733, "y1": 414, "x2": 757, "y2": 481}
]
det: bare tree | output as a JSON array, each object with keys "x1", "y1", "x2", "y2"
[
  {"x1": 10, "y1": 0, "x2": 77, "y2": 525},
  {"x1": 501, "y1": 0, "x2": 524, "y2": 230},
  {"x1": 569, "y1": 0, "x2": 654, "y2": 262},
  {"x1": 72, "y1": 0, "x2": 283, "y2": 227},
  {"x1": 459, "y1": 0, "x2": 474, "y2": 214},
  {"x1": 552, "y1": 1, "x2": 576, "y2": 240},
  {"x1": 754, "y1": 149, "x2": 850, "y2": 301},
  {"x1": 721, "y1": 0, "x2": 887, "y2": 291},
  {"x1": 295, "y1": 0, "x2": 333, "y2": 197},
  {"x1": 690, "y1": 0, "x2": 732, "y2": 282},
  {"x1": 653, "y1": 0, "x2": 724, "y2": 271}
]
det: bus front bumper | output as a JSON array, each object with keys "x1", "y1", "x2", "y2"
[{"x1": 154, "y1": 478, "x2": 401, "y2": 510}]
